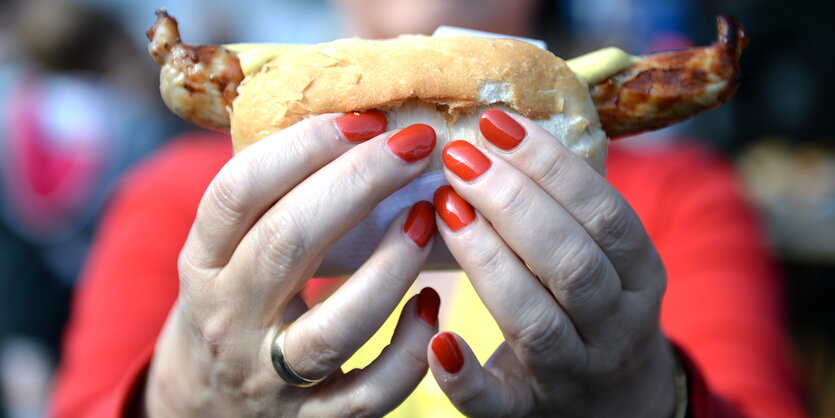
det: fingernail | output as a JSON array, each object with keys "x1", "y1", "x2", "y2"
[
  {"x1": 433, "y1": 185, "x2": 475, "y2": 232},
  {"x1": 403, "y1": 201, "x2": 435, "y2": 248},
  {"x1": 443, "y1": 140, "x2": 492, "y2": 181},
  {"x1": 335, "y1": 110, "x2": 387, "y2": 143},
  {"x1": 386, "y1": 124, "x2": 436, "y2": 163},
  {"x1": 432, "y1": 332, "x2": 463, "y2": 373},
  {"x1": 416, "y1": 287, "x2": 440, "y2": 327},
  {"x1": 480, "y1": 109, "x2": 526, "y2": 150}
]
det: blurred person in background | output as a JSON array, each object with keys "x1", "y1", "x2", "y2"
[
  {"x1": 50, "y1": 0, "x2": 808, "y2": 417},
  {"x1": 0, "y1": 0, "x2": 177, "y2": 416}
]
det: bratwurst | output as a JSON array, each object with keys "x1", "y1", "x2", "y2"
[{"x1": 146, "y1": 10, "x2": 746, "y2": 140}]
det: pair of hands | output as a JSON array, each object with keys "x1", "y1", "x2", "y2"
[{"x1": 144, "y1": 109, "x2": 676, "y2": 417}]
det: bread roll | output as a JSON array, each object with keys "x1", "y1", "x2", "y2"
[{"x1": 231, "y1": 35, "x2": 608, "y2": 172}]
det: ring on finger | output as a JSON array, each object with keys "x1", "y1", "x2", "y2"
[{"x1": 270, "y1": 324, "x2": 326, "y2": 387}]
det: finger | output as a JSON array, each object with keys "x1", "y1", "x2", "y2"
[
  {"x1": 301, "y1": 291, "x2": 439, "y2": 418},
  {"x1": 225, "y1": 124, "x2": 436, "y2": 307},
  {"x1": 283, "y1": 202, "x2": 436, "y2": 380},
  {"x1": 479, "y1": 110, "x2": 664, "y2": 292},
  {"x1": 433, "y1": 186, "x2": 587, "y2": 375},
  {"x1": 440, "y1": 142, "x2": 623, "y2": 334},
  {"x1": 429, "y1": 332, "x2": 533, "y2": 417},
  {"x1": 185, "y1": 111, "x2": 387, "y2": 270}
]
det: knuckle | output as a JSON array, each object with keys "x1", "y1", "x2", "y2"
[
  {"x1": 257, "y1": 209, "x2": 312, "y2": 273},
  {"x1": 551, "y1": 241, "x2": 610, "y2": 305},
  {"x1": 645, "y1": 252, "x2": 668, "y2": 297},
  {"x1": 176, "y1": 245, "x2": 218, "y2": 311},
  {"x1": 177, "y1": 245, "x2": 198, "y2": 289},
  {"x1": 510, "y1": 308, "x2": 569, "y2": 366},
  {"x1": 363, "y1": 257, "x2": 412, "y2": 294},
  {"x1": 316, "y1": 151, "x2": 387, "y2": 208},
  {"x1": 198, "y1": 314, "x2": 231, "y2": 356},
  {"x1": 342, "y1": 152, "x2": 385, "y2": 192},
  {"x1": 586, "y1": 195, "x2": 644, "y2": 257},
  {"x1": 467, "y1": 242, "x2": 507, "y2": 278},
  {"x1": 273, "y1": 114, "x2": 334, "y2": 147},
  {"x1": 364, "y1": 253, "x2": 398, "y2": 279},
  {"x1": 177, "y1": 254, "x2": 209, "y2": 304},
  {"x1": 204, "y1": 161, "x2": 255, "y2": 227},
  {"x1": 492, "y1": 396, "x2": 521, "y2": 418},
  {"x1": 343, "y1": 385, "x2": 381, "y2": 418},
  {"x1": 191, "y1": 312, "x2": 251, "y2": 388},
  {"x1": 492, "y1": 178, "x2": 532, "y2": 220},
  {"x1": 293, "y1": 317, "x2": 348, "y2": 375},
  {"x1": 449, "y1": 376, "x2": 490, "y2": 412},
  {"x1": 281, "y1": 122, "x2": 330, "y2": 163},
  {"x1": 533, "y1": 151, "x2": 572, "y2": 190},
  {"x1": 396, "y1": 342, "x2": 428, "y2": 373}
]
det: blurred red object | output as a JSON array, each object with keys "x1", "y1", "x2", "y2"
[{"x1": 2, "y1": 74, "x2": 110, "y2": 239}]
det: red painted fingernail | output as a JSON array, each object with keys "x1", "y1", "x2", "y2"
[
  {"x1": 335, "y1": 110, "x2": 387, "y2": 143},
  {"x1": 403, "y1": 201, "x2": 435, "y2": 248},
  {"x1": 480, "y1": 109, "x2": 526, "y2": 150},
  {"x1": 386, "y1": 124, "x2": 437, "y2": 163},
  {"x1": 432, "y1": 332, "x2": 464, "y2": 373},
  {"x1": 416, "y1": 287, "x2": 440, "y2": 327},
  {"x1": 443, "y1": 140, "x2": 492, "y2": 181},
  {"x1": 433, "y1": 186, "x2": 475, "y2": 232}
]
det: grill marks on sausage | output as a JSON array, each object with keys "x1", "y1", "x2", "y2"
[
  {"x1": 590, "y1": 15, "x2": 748, "y2": 138},
  {"x1": 147, "y1": 10, "x2": 747, "y2": 139}
]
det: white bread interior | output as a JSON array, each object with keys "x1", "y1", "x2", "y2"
[{"x1": 381, "y1": 100, "x2": 607, "y2": 173}]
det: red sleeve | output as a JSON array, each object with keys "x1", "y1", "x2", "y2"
[
  {"x1": 607, "y1": 142, "x2": 807, "y2": 418},
  {"x1": 49, "y1": 134, "x2": 232, "y2": 417}
]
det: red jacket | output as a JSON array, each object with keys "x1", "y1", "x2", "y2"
[{"x1": 50, "y1": 133, "x2": 807, "y2": 417}]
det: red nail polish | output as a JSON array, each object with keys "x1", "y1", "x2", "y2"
[
  {"x1": 335, "y1": 110, "x2": 387, "y2": 143},
  {"x1": 432, "y1": 332, "x2": 463, "y2": 373},
  {"x1": 480, "y1": 109, "x2": 526, "y2": 150},
  {"x1": 386, "y1": 124, "x2": 436, "y2": 163},
  {"x1": 433, "y1": 186, "x2": 475, "y2": 232},
  {"x1": 443, "y1": 140, "x2": 492, "y2": 181},
  {"x1": 416, "y1": 287, "x2": 440, "y2": 327},
  {"x1": 403, "y1": 201, "x2": 435, "y2": 248}
]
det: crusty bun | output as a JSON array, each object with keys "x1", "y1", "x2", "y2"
[
  {"x1": 149, "y1": 11, "x2": 749, "y2": 173},
  {"x1": 146, "y1": 11, "x2": 748, "y2": 274},
  {"x1": 231, "y1": 35, "x2": 608, "y2": 172}
]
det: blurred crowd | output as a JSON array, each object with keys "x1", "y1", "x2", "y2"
[
  {"x1": 0, "y1": 1, "x2": 171, "y2": 416},
  {"x1": 0, "y1": 0, "x2": 833, "y2": 416}
]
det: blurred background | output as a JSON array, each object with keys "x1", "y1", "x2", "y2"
[{"x1": 0, "y1": 0, "x2": 833, "y2": 416}]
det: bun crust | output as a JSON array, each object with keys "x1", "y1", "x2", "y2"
[{"x1": 230, "y1": 35, "x2": 607, "y2": 172}]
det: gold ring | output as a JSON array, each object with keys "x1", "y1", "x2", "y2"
[{"x1": 270, "y1": 324, "x2": 325, "y2": 387}]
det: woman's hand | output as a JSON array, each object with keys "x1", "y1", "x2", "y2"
[
  {"x1": 144, "y1": 113, "x2": 442, "y2": 417},
  {"x1": 430, "y1": 110, "x2": 676, "y2": 417}
]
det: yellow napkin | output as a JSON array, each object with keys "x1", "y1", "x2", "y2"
[{"x1": 342, "y1": 273, "x2": 504, "y2": 417}]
